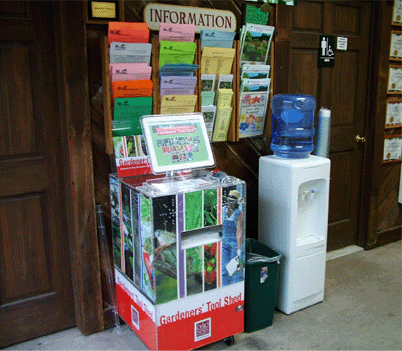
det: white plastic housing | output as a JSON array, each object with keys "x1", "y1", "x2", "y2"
[{"x1": 258, "y1": 155, "x2": 331, "y2": 314}]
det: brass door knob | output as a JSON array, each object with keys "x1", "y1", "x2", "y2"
[{"x1": 356, "y1": 135, "x2": 366, "y2": 143}]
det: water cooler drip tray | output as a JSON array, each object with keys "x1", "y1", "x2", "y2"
[{"x1": 296, "y1": 236, "x2": 325, "y2": 258}]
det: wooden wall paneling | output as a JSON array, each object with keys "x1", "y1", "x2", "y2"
[
  {"x1": 56, "y1": 1, "x2": 104, "y2": 335},
  {"x1": 378, "y1": 163, "x2": 402, "y2": 230},
  {"x1": 273, "y1": 4, "x2": 291, "y2": 95},
  {"x1": 359, "y1": 1, "x2": 384, "y2": 248},
  {"x1": 151, "y1": 35, "x2": 160, "y2": 114},
  {"x1": 86, "y1": 24, "x2": 119, "y2": 322},
  {"x1": 124, "y1": 0, "x2": 147, "y2": 21},
  {"x1": 228, "y1": 39, "x2": 240, "y2": 142},
  {"x1": 365, "y1": 0, "x2": 401, "y2": 248}
]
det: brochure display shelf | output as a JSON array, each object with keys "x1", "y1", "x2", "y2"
[
  {"x1": 101, "y1": 35, "x2": 242, "y2": 155},
  {"x1": 151, "y1": 36, "x2": 240, "y2": 143},
  {"x1": 110, "y1": 172, "x2": 247, "y2": 350}
]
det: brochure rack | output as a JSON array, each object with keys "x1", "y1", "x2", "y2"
[
  {"x1": 101, "y1": 35, "x2": 242, "y2": 156},
  {"x1": 110, "y1": 113, "x2": 246, "y2": 350}
]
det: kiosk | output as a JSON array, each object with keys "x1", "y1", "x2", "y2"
[{"x1": 110, "y1": 113, "x2": 246, "y2": 350}]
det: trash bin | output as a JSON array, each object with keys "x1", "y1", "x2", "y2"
[{"x1": 244, "y1": 238, "x2": 282, "y2": 333}]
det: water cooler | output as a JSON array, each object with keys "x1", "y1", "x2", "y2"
[
  {"x1": 258, "y1": 94, "x2": 331, "y2": 314},
  {"x1": 258, "y1": 155, "x2": 330, "y2": 314}
]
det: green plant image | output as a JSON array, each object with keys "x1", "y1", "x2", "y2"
[
  {"x1": 186, "y1": 247, "x2": 203, "y2": 296},
  {"x1": 241, "y1": 31, "x2": 271, "y2": 62},
  {"x1": 140, "y1": 195, "x2": 155, "y2": 299},
  {"x1": 141, "y1": 195, "x2": 152, "y2": 224},
  {"x1": 202, "y1": 79, "x2": 214, "y2": 91},
  {"x1": 131, "y1": 193, "x2": 141, "y2": 287},
  {"x1": 113, "y1": 136, "x2": 124, "y2": 158},
  {"x1": 243, "y1": 85, "x2": 269, "y2": 92},
  {"x1": 126, "y1": 136, "x2": 136, "y2": 157},
  {"x1": 204, "y1": 189, "x2": 217, "y2": 226},
  {"x1": 185, "y1": 191, "x2": 203, "y2": 230},
  {"x1": 113, "y1": 233, "x2": 121, "y2": 269},
  {"x1": 219, "y1": 82, "x2": 232, "y2": 89},
  {"x1": 155, "y1": 270, "x2": 178, "y2": 304},
  {"x1": 154, "y1": 244, "x2": 178, "y2": 304},
  {"x1": 110, "y1": 178, "x2": 121, "y2": 269},
  {"x1": 122, "y1": 186, "x2": 134, "y2": 281}
]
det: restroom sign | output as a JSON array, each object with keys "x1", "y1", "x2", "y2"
[{"x1": 318, "y1": 35, "x2": 335, "y2": 68}]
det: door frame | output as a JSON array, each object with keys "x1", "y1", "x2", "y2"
[
  {"x1": 53, "y1": 1, "x2": 104, "y2": 335},
  {"x1": 360, "y1": 1, "x2": 398, "y2": 249}
]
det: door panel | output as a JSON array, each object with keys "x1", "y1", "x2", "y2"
[
  {"x1": 0, "y1": 2, "x2": 75, "y2": 347},
  {"x1": 0, "y1": 194, "x2": 52, "y2": 304},
  {"x1": 276, "y1": 1, "x2": 372, "y2": 251},
  {"x1": 0, "y1": 45, "x2": 37, "y2": 157}
]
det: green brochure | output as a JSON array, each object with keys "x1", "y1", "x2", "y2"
[
  {"x1": 201, "y1": 91, "x2": 215, "y2": 106},
  {"x1": 159, "y1": 40, "x2": 197, "y2": 69},
  {"x1": 114, "y1": 97, "x2": 153, "y2": 135}
]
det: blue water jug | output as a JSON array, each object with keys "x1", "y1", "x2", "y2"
[{"x1": 270, "y1": 94, "x2": 316, "y2": 158}]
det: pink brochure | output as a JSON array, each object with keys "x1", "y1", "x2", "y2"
[
  {"x1": 109, "y1": 63, "x2": 150, "y2": 75},
  {"x1": 159, "y1": 23, "x2": 195, "y2": 42}
]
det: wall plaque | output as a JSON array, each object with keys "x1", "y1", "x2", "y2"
[
  {"x1": 144, "y1": 3, "x2": 237, "y2": 33},
  {"x1": 86, "y1": 0, "x2": 123, "y2": 23}
]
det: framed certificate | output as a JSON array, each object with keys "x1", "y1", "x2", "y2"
[
  {"x1": 385, "y1": 98, "x2": 402, "y2": 128},
  {"x1": 392, "y1": 0, "x2": 402, "y2": 26},
  {"x1": 387, "y1": 65, "x2": 402, "y2": 93},
  {"x1": 383, "y1": 134, "x2": 402, "y2": 163},
  {"x1": 390, "y1": 31, "x2": 402, "y2": 61},
  {"x1": 141, "y1": 113, "x2": 215, "y2": 174},
  {"x1": 85, "y1": 0, "x2": 124, "y2": 24}
]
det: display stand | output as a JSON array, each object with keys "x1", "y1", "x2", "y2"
[{"x1": 110, "y1": 113, "x2": 246, "y2": 350}]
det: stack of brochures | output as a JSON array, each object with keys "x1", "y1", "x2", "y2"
[
  {"x1": 238, "y1": 64, "x2": 271, "y2": 138},
  {"x1": 199, "y1": 30, "x2": 236, "y2": 141},
  {"x1": 158, "y1": 23, "x2": 199, "y2": 115},
  {"x1": 200, "y1": 29, "x2": 236, "y2": 50},
  {"x1": 108, "y1": 22, "x2": 153, "y2": 177},
  {"x1": 239, "y1": 23, "x2": 274, "y2": 66},
  {"x1": 237, "y1": 24, "x2": 275, "y2": 138},
  {"x1": 159, "y1": 23, "x2": 196, "y2": 42}
]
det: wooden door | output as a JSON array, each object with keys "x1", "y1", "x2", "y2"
[
  {"x1": 0, "y1": 2, "x2": 75, "y2": 347},
  {"x1": 275, "y1": 1, "x2": 373, "y2": 251}
]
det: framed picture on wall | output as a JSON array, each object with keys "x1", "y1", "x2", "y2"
[
  {"x1": 390, "y1": 31, "x2": 402, "y2": 61},
  {"x1": 383, "y1": 134, "x2": 402, "y2": 163},
  {"x1": 385, "y1": 98, "x2": 402, "y2": 128},
  {"x1": 392, "y1": 0, "x2": 402, "y2": 26},
  {"x1": 387, "y1": 65, "x2": 402, "y2": 93}
]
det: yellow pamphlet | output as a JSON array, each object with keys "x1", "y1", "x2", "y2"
[
  {"x1": 160, "y1": 95, "x2": 198, "y2": 114},
  {"x1": 200, "y1": 47, "x2": 235, "y2": 75}
]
